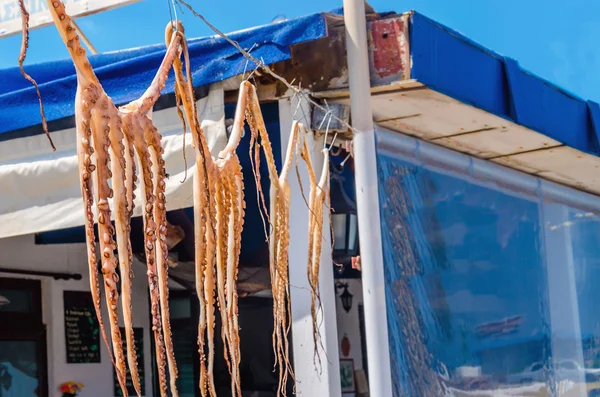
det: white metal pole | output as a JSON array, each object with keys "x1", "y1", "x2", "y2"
[
  {"x1": 343, "y1": 1, "x2": 394, "y2": 396},
  {"x1": 542, "y1": 203, "x2": 586, "y2": 395}
]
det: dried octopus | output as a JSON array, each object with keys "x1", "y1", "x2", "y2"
[
  {"x1": 269, "y1": 119, "x2": 331, "y2": 375},
  {"x1": 18, "y1": 2, "x2": 185, "y2": 396},
  {"x1": 19, "y1": 0, "x2": 332, "y2": 393},
  {"x1": 302, "y1": 139, "x2": 330, "y2": 368},
  {"x1": 242, "y1": 85, "x2": 330, "y2": 393},
  {"x1": 175, "y1": 76, "x2": 331, "y2": 395},
  {"x1": 166, "y1": 25, "x2": 245, "y2": 397}
]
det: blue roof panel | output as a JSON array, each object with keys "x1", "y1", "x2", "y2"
[
  {"x1": 409, "y1": 11, "x2": 600, "y2": 157},
  {"x1": 0, "y1": 12, "x2": 328, "y2": 135}
]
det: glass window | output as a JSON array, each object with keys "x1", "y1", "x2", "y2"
[
  {"x1": 332, "y1": 214, "x2": 348, "y2": 250},
  {"x1": 172, "y1": 322, "x2": 195, "y2": 397},
  {"x1": 530, "y1": 363, "x2": 543, "y2": 372},
  {"x1": 0, "y1": 340, "x2": 40, "y2": 397},
  {"x1": 170, "y1": 298, "x2": 192, "y2": 320},
  {"x1": 565, "y1": 208, "x2": 600, "y2": 376},
  {"x1": 377, "y1": 155, "x2": 552, "y2": 396},
  {"x1": 0, "y1": 289, "x2": 33, "y2": 313}
]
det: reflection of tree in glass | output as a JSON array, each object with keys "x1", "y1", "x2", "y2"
[
  {"x1": 380, "y1": 162, "x2": 444, "y2": 396},
  {"x1": 417, "y1": 171, "x2": 453, "y2": 341},
  {"x1": 0, "y1": 343, "x2": 37, "y2": 379}
]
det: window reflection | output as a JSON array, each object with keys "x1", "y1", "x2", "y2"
[
  {"x1": 378, "y1": 157, "x2": 554, "y2": 396},
  {"x1": 0, "y1": 341, "x2": 39, "y2": 397},
  {"x1": 0, "y1": 290, "x2": 33, "y2": 313},
  {"x1": 568, "y1": 209, "x2": 600, "y2": 390}
]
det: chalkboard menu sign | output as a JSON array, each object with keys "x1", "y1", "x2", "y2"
[
  {"x1": 114, "y1": 327, "x2": 145, "y2": 396},
  {"x1": 63, "y1": 290, "x2": 101, "y2": 363}
]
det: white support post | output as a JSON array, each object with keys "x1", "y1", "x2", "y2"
[
  {"x1": 542, "y1": 203, "x2": 586, "y2": 395},
  {"x1": 343, "y1": 0, "x2": 394, "y2": 396},
  {"x1": 279, "y1": 92, "x2": 342, "y2": 396}
]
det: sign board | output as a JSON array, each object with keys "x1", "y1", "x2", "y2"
[
  {"x1": 113, "y1": 327, "x2": 145, "y2": 396},
  {"x1": 0, "y1": 0, "x2": 139, "y2": 38},
  {"x1": 63, "y1": 290, "x2": 101, "y2": 363}
]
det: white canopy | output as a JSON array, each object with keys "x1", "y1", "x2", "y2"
[{"x1": 0, "y1": 83, "x2": 227, "y2": 239}]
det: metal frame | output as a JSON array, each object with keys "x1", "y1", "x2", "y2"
[{"x1": 376, "y1": 126, "x2": 600, "y2": 213}]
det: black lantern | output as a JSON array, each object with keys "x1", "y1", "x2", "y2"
[
  {"x1": 335, "y1": 282, "x2": 353, "y2": 313},
  {"x1": 330, "y1": 162, "x2": 359, "y2": 263}
]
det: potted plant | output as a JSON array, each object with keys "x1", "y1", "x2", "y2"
[{"x1": 59, "y1": 381, "x2": 84, "y2": 397}]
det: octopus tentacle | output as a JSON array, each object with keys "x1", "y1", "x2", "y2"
[
  {"x1": 142, "y1": 117, "x2": 179, "y2": 397},
  {"x1": 76, "y1": 85, "x2": 122, "y2": 391},
  {"x1": 107, "y1": 104, "x2": 142, "y2": 396},
  {"x1": 90, "y1": 95, "x2": 128, "y2": 395},
  {"x1": 214, "y1": 165, "x2": 232, "y2": 375},
  {"x1": 193, "y1": 165, "x2": 209, "y2": 396},
  {"x1": 167, "y1": 22, "x2": 220, "y2": 396},
  {"x1": 121, "y1": 120, "x2": 137, "y2": 215},
  {"x1": 130, "y1": 32, "x2": 182, "y2": 115},
  {"x1": 129, "y1": 114, "x2": 169, "y2": 397},
  {"x1": 17, "y1": 0, "x2": 54, "y2": 150},
  {"x1": 244, "y1": 83, "x2": 298, "y2": 395},
  {"x1": 44, "y1": 0, "x2": 98, "y2": 86},
  {"x1": 302, "y1": 143, "x2": 330, "y2": 368},
  {"x1": 203, "y1": 168, "x2": 218, "y2": 397},
  {"x1": 225, "y1": 159, "x2": 244, "y2": 397}
]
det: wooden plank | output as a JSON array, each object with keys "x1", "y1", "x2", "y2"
[
  {"x1": 432, "y1": 127, "x2": 562, "y2": 159},
  {"x1": 271, "y1": 14, "x2": 412, "y2": 95},
  {"x1": 333, "y1": 86, "x2": 562, "y2": 158},
  {"x1": 493, "y1": 146, "x2": 600, "y2": 194},
  {"x1": 312, "y1": 80, "x2": 423, "y2": 99}
]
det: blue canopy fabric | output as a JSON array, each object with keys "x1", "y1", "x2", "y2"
[
  {"x1": 409, "y1": 11, "x2": 600, "y2": 158},
  {"x1": 0, "y1": 12, "x2": 328, "y2": 136},
  {"x1": 4, "y1": 7, "x2": 600, "y2": 160}
]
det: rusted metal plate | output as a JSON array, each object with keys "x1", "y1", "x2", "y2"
[
  {"x1": 311, "y1": 103, "x2": 350, "y2": 133},
  {"x1": 369, "y1": 16, "x2": 411, "y2": 84},
  {"x1": 271, "y1": 13, "x2": 411, "y2": 96}
]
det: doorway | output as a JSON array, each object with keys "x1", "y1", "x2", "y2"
[
  {"x1": 0, "y1": 277, "x2": 48, "y2": 397},
  {"x1": 151, "y1": 291, "x2": 288, "y2": 397}
]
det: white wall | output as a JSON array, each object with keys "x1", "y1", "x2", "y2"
[
  {"x1": 0, "y1": 234, "x2": 154, "y2": 397},
  {"x1": 335, "y1": 278, "x2": 366, "y2": 396}
]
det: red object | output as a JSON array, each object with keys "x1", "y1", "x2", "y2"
[
  {"x1": 341, "y1": 334, "x2": 351, "y2": 357},
  {"x1": 370, "y1": 18, "x2": 410, "y2": 80},
  {"x1": 351, "y1": 256, "x2": 361, "y2": 271}
]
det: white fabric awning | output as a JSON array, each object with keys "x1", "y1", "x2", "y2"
[{"x1": 0, "y1": 83, "x2": 227, "y2": 239}]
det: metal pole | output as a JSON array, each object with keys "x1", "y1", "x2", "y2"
[{"x1": 343, "y1": 1, "x2": 394, "y2": 396}]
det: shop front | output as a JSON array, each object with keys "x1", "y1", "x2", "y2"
[{"x1": 4, "y1": 3, "x2": 600, "y2": 397}]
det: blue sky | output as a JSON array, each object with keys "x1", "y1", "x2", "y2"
[{"x1": 2, "y1": 0, "x2": 600, "y2": 102}]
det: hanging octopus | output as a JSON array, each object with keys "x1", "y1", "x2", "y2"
[
  {"x1": 302, "y1": 139, "x2": 330, "y2": 369},
  {"x1": 19, "y1": 0, "x2": 332, "y2": 392},
  {"x1": 166, "y1": 24, "x2": 245, "y2": 397},
  {"x1": 242, "y1": 85, "x2": 330, "y2": 393},
  {"x1": 17, "y1": 2, "x2": 186, "y2": 396}
]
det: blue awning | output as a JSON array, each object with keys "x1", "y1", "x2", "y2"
[
  {"x1": 409, "y1": 11, "x2": 600, "y2": 157},
  {"x1": 0, "y1": 11, "x2": 328, "y2": 136}
]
